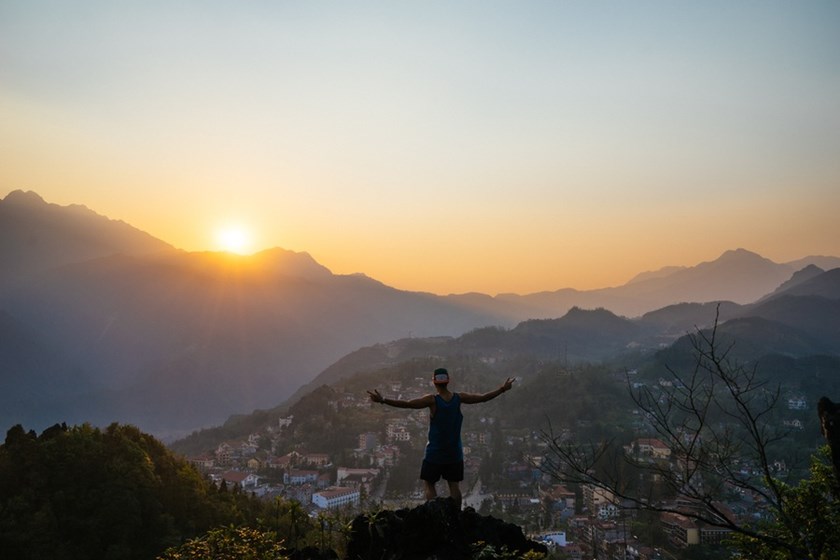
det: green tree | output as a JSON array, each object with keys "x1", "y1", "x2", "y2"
[
  {"x1": 730, "y1": 447, "x2": 840, "y2": 559},
  {"x1": 0, "y1": 422, "x2": 277, "y2": 560},
  {"x1": 156, "y1": 526, "x2": 287, "y2": 560}
]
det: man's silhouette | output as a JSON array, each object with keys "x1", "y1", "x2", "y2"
[{"x1": 368, "y1": 368, "x2": 515, "y2": 509}]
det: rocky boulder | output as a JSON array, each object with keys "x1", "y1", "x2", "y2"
[{"x1": 346, "y1": 498, "x2": 547, "y2": 559}]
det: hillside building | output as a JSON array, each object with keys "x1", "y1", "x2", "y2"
[{"x1": 312, "y1": 486, "x2": 360, "y2": 509}]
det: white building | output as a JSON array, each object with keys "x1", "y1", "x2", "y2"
[
  {"x1": 392, "y1": 427, "x2": 411, "y2": 442},
  {"x1": 386, "y1": 420, "x2": 412, "y2": 442},
  {"x1": 312, "y1": 486, "x2": 360, "y2": 509},
  {"x1": 539, "y1": 531, "x2": 567, "y2": 547},
  {"x1": 787, "y1": 397, "x2": 807, "y2": 410},
  {"x1": 285, "y1": 469, "x2": 320, "y2": 485},
  {"x1": 217, "y1": 470, "x2": 260, "y2": 489},
  {"x1": 583, "y1": 485, "x2": 619, "y2": 519},
  {"x1": 337, "y1": 467, "x2": 380, "y2": 482}
]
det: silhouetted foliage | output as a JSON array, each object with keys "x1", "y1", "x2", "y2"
[{"x1": 0, "y1": 422, "x2": 274, "y2": 560}]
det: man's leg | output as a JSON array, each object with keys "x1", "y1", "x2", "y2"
[
  {"x1": 424, "y1": 480, "x2": 437, "y2": 501},
  {"x1": 421, "y1": 460, "x2": 439, "y2": 501},
  {"x1": 447, "y1": 480, "x2": 462, "y2": 510}
]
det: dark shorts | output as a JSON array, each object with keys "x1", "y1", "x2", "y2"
[{"x1": 420, "y1": 459, "x2": 464, "y2": 483}]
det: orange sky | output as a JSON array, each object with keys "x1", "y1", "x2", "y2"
[{"x1": 2, "y1": 2, "x2": 839, "y2": 295}]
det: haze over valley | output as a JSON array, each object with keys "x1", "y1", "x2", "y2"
[{"x1": 2, "y1": 190, "x2": 839, "y2": 438}]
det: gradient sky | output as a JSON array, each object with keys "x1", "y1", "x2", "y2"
[{"x1": 2, "y1": 1, "x2": 839, "y2": 295}]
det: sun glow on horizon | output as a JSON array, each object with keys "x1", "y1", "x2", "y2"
[{"x1": 215, "y1": 225, "x2": 253, "y2": 255}]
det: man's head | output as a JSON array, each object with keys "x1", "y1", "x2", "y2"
[{"x1": 432, "y1": 368, "x2": 450, "y2": 386}]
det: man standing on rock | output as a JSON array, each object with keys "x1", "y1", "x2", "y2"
[{"x1": 368, "y1": 368, "x2": 515, "y2": 510}]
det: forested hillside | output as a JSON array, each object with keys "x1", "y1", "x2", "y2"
[{"x1": 0, "y1": 423, "x2": 285, "y2": 560}]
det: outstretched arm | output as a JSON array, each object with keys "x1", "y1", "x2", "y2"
[
  {"x1": 459, "y1": 377, "x2": 516, "y2": 404},
  {"x1": 367, "y1": 389, "x2": 435, "y2": 409}
]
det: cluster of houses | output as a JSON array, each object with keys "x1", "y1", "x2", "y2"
[
  {"x1": 184, "y1": 374, "x2": 504, "y2": 514},
  {"x1": 182, "y1": 370, "x2": 811, "y2": 558},
  {"x1": 530, "y1": 439, "x2": 731, "y2": 559},
  {"x1": 189, "y1": 431, "x2": 389, "y2": 512},
  {"x1": 552, "y1": 485, "x2": 736, "y2": 560},
  {"x1": 533, "y1": 433, "x2": 800, "y2": 559}
]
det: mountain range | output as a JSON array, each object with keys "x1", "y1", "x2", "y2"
[
  {"x1": 2, "y1": 189, "x2": 839, "y2": 438},
  {"x1": 283, "y1": 269, "x2": 840, "y2": 406}
]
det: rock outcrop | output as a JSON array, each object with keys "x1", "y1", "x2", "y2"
[{"x1": 346, "y1": 498, "x2": 547, "y2": 559}]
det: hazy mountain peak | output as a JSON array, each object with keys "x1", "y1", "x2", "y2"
[
  {"x1": 564, "y1": 305, "x2": 616, "y2": 320},
  {"x1": 784, "y1": 255, "x2": 840, "y2": 272},
  {"x1": 0, "y1": 189, "x2": 175, "y2": 286},
  {"x1": 761, "y1": 267, "x2": 840, "y2": 301},
  {"x1": 624, "y1": 249, "x2": 770, "y2": 288},
  {"x1": 2, "y1": 189, "x2": 47, "y2": 206},
  {"x1": 716, "y1": 248, "x2": 769, "y2": 263},
  {"x1": 691, "y1": 248, "x2": 779, "y2": 276},
  {"x1": 785, "y1": 264, "x2": 825, "y2": 286},
  {"x1": 253, "y1": 247, "x2": 333, "y2": 279},
  {"x1": 755, "y1": 264, "x2": 826, "y2": 303}
]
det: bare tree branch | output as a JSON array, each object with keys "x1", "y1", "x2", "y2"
[{"x1": 538, "y1": 305, "x2": 817, "y2": 558}]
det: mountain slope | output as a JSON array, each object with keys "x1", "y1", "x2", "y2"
[
  {"x1": 283, "y1": 307, "x2": 650, "y2": 408},
  {"x1": 760, "y1": 264, "x2": 826, "y2": 300},
  {"x1": 0, "y1": 190, "x2": 174, "y2": 287},
  {"x1": 282, "y1": 273, "x2": 840, "y2": 419},
  {"x1": 0, "y1": 250, "x2": 506, "y2": 435},
  {"x1": 761, "y1": 267, "x2": 840, "y2": 301},
  {"x1": 172, "y1": 294, "x2": 840, "y2": 454},
  {"x1": 637, "y1": 301, "x2": 742, "y2": 336},
  {"x1": 734, "y1": 267, "x2": 840, "y2": 354}
]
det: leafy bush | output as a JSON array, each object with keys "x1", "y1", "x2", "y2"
[{"x1": 157, "y1": 526, "x2": 287, "y2": 560}]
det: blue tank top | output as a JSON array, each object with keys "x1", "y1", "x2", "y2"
[{"x1": 424, "y1": 393, "x2": 464, "y2": 464}]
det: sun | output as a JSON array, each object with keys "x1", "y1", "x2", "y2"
[{"x1": 215, "y1": 225, "x2": 253, "y2": 254}]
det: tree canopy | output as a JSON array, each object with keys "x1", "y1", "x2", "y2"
[{"x1": 0, "y1": 422, "x2": 271, "y2": 560}]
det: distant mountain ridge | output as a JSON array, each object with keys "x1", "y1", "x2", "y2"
[
  {"x1": 0, "y1": 190, "x2": 175, "y2": 287},
  {"x1": 479, "y1": 248, "x2": 840, "y2": 319},
  {"x1": 762, "y1": 264, "x2": 826, "y2": 299},
  {"x1": 283, "y1": 265, "x2": 840, "y2": 410},
  {"x1": 1, "y1": 189, "x2": 839, "y2": 437},
  {"x1": 176, "y1": 262, "x2": 840, "y2": 453}
]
